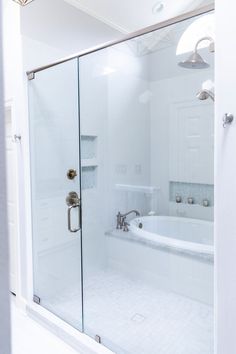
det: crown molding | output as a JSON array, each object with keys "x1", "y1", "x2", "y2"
[{"x1": 64, "y1": 0, "x2": 127, "y2": 33}]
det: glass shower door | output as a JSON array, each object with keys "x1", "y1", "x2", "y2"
[
  {"x1": 29, "y1": 59, "x2": 83, "y2": 330},
  {"x1": 79, "y1": 11, "x2": 214, "y2": 354}
]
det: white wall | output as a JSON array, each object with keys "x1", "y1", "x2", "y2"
[
  {"x1": 107, "y1": 45, "x2": 150, "y2": 221},
  {"x1": 215, "y1": 1, "x2": 236, "y2": 353},
  {"x1": 0, "y1": 1, "x2": 11, "y2": 353},
  {"x1": 148, "y1": 29, "x2": 214, "y2": 220},
  {"x1": 20, "y1": 0, "x2": 121, "y2": 70},
  {"x1": 79, "y1": 44, "x2": 150, "y2": 271},
  {"x1": 149, "y1": 69, "x2": 214, "y2": 219}
]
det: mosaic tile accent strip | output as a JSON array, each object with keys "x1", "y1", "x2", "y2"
[
  {"x1": 82, "y1": 166, "x2": 97, "y2": 189},
  {"x1": 169, "y1": 181, "x2": 214, "y2": 207},
  {"x1": 81, "y1": 135, "x2": 97, "y2": 159}
]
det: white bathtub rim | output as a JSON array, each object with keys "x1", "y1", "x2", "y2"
[{"x1": 129, "y1": 215, "x2": 214, "y2": 256}]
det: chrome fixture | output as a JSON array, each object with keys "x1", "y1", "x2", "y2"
[
  {"x1": 13, "y1": 0, "x2": 34, "y2": 5},
  {"x1": 202, "y1": 199, "x2": 210, "y2": 207},
  {"x1": 12, "y1": 134, "x2": 21, "y2": 143},
  {"x1": 197, "y1": 89, "x2": 215, "y2": 101},
  {"x1": 178, "y1": 36, "x2": 214, "y2": 69},
  {"x1": 176, "y1": 195, "x2": 182, "y2": 203},
  {"x1": 123, "y1": 222, "x2": 130, "y2": 232},
  {"x1": 223, "y1": 113, "x2": 234, "y2": 128},
  {"x1": 133, "y1": 219, "x2": 143, "y2": 229},
  {"x1": 33, "y1": 295, "x2": 40, "y2": 305},
  {"x1": 187, "y1": 197, "x2": 194, "y2": 205},
  {"x1": 116, "y1": 210, "x2": 140, "y2": 231},
  {"x1": 138, "y1": 222, "x2": 143, "y2": 229},
  {"x1": 95, "y1": 335, "x2": 101, "y2": 344},
  {"x1": 66, "y1": 192, "x2": 81, "y2": 233}
]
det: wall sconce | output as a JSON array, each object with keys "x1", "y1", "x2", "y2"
[{"x1": 13, "y1": 0, "x2": 34, "y2": 5}]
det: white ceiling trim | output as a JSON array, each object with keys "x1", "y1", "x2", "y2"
[{"x1": 64, "y1": 0, "x2": 127, "y2": 33}]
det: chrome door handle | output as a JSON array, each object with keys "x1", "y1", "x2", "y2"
[{"x1": 68, "y1": 202, "x2": 81, "y2": 233}]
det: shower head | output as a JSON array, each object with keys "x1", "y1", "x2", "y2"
[
  {"x1": 178, "y1": 51, "x2": 209, "y2": 69},
  {"x1": 178, "y1": 36, "x2": 214, "y2": 69},
  {"x1": 197, "y1": 89, "x2": 215, "y2": 101}
]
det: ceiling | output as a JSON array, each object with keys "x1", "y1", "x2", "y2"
[{"x1": 64, "y1": 0, "x2": 213, "y2": 33}]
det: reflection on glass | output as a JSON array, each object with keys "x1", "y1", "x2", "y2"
[
  {"x1": 29, "y1": 60, "x2": 83, "y2": 330},
  {"x1": 80, "y1": 11, "x2": 214, "y2": 354}
]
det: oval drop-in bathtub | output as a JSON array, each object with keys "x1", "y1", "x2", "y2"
[{"x1": 129, "y1": 216, "x2": 214, "y2": 258}]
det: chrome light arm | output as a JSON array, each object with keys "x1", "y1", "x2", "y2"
[{"x1": 194, "y1": 36, "x2": 215, "y2": 53}]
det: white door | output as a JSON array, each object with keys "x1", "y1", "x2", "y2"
[
  {"x1": 5, "y1": 107, "x2": 18, "y2": 295},
  {"x1": 170, "y1": 100, "x2": 214, "y2": 185}
]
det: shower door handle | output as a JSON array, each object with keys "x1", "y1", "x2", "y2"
[{"x1": 68, "y1": 203, "x2": 81, "y2": 233}]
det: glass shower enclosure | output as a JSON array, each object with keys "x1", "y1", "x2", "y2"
[{"x1": 28, "y1": 6, "x2": 214, "y2": 354}]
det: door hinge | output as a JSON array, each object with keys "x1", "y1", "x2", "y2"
[
  {"x1": 33, "y1": 295, "x2": 41, "y2": 304},
  {"x1": 95, "y1": 335, "x2": 101, "y2": 344}
]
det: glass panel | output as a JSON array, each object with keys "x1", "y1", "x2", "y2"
[
  {"x1": 29, "y1": 59, "x2": 83, "y2": 330},
  {"x1": 80, "y1": 11, "x2": 214, "y2": 353}
]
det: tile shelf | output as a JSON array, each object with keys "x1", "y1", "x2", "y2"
[
  {"x1": 81, "y1": 135, "x2": 97, "y2": 160},
  {"x1": 81, "y1": 159, "x2": 98, "y2": 168}
]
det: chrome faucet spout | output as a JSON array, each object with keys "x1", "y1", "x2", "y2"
[{"x1": 120, "y1": 210, "x2": 140, "y2": 218}]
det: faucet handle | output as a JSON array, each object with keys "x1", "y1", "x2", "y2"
[
  {"x1": 116, "y1": 211, "x2": 122, "y2": 229},
  {"x1": 123, "y1": 221, "x2": 130, "y2": 232},
  {"x1": 121, "y1": 216, "x2": 126, "y2": 227}
]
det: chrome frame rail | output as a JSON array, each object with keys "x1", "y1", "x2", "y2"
[{"x1": 26, "y1": 3, "x2": 214, "y2": 79}]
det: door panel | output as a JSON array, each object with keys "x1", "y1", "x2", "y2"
[
  {"x1": 29, "y1": 59, "x2": 83, "y2": 330},
  {"x1": 79, "y1": 12, "x2": 214, "y2": 354}
]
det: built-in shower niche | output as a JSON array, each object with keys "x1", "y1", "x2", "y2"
[
  {"x1": 81, "y1": 135, "x2": 98, "y2": 189},
  {"x1": 81, "y1": 166, "x2": 97, "y2": 190}
]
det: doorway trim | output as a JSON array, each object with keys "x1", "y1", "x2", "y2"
[{"x1": 5, "y1": 99, "x2": 21, "y2": 302}]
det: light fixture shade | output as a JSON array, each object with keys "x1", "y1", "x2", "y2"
[
  {"x1": 178, "y1": 51, "x2": 209, "y2": 69},
  {"x1": 13, "y1": 0, "x2": 34, "y2": 5}
]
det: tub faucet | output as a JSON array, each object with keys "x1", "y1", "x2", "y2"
[{"x1": 116, "y1": 210, "x2": 140, "y2": 230}]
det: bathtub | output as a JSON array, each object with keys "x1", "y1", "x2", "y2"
[
  {"x1": 129, "y1": 215, "x2": 214, "y2": 258},
  {"x1": 106, "y1": 215, "x2": 214, "y2": 304}
]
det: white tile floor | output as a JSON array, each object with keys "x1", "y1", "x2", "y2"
[
  {"x1": 11, "y1": 268, "x2": 213, "y2": 354},
  {"x1": 45, "y1": 268, "x2": 214, "y2": 354},
  {"x1": 11, "y1": 299, "x2": 80, "y2": 354}
]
